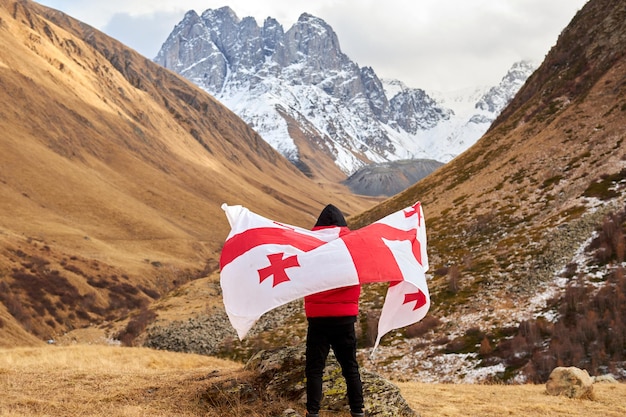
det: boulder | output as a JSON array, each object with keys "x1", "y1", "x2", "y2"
[
  {"x1": 244, "y1": 345, "x2": 418, "y2": 416},
  {"x1": 545, "y1": 366, "x2": 594, "y2": 399},
  {"x1": 593, "y1": 374, "x2": 619, "y2": 384}
]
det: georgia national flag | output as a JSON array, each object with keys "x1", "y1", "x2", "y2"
[{"x1": 219, "y1": 202, "x2": 430, "y2": 348}]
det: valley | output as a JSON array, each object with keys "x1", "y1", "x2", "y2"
[{"x1": 0, "y1": 1, "x2": 624, "y2": 409}]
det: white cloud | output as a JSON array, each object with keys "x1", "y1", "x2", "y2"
[{"x1": 36, "y1": 0, "x2": 589, "y2": 91}]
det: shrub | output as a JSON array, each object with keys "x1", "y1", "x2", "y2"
[
  {"x1": 115, "y1": 307, "x2": 157, "y2": 346},
  {"x1": 405, "y1": 315, "x2": 441, "y2": 339},
  {"x1": 495, "y1": 264, "x2": 626, "y2": 383},
  {"x1": 479, "y1": 336, "x2": 493, "y2": 356},
  {"x1": 445, "y1": 327, "x2": 484, "y2": 354},
  {"x1": 447, "y1": 265, "x2": 460, "y2": 294},
  {"x1": 587, "y1": 206, "x2": 626, "y2": 264},
  {"x1": 362, "y1": 310, "x2": 380, "y2": 348},
  {"x1": 139, "y1": 285, "x2": 160, "y2": 299},
  {"x1": 583, "y1": 169, "x2": 626, "y2": 200}
]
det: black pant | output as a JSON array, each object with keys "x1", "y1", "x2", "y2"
[{"x1": 305, "y1": 317, "x2": 364, "y2": 414}]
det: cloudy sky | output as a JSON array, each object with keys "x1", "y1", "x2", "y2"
[{"x1": 35, "y1": 0, "x2": 589, "y2": 92}]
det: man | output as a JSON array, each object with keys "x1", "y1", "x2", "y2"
[{"x1": 304, "y1": 204, "x2": 365, "y2": 417}]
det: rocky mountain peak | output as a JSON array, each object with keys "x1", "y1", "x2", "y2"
[
  {"x1": 154, "y1": 9, "x2": 464, "y2": 178},
  {"x1": 286, "y1": 12, "x2": 346, "y2": 69},
  {"x1": 505, "y1": 60, "x2": 537, "y2": 82},
  {"x1": 475, "y1": 60, "x2": 537, "y2": 113},
  {"x1": 181, "y1": 9, "x2": 200, "y2": 22},
  {"x1": 155, "y1": 9, "x2": 534, "y2": 185},
  {"x1": 201, "y1": 6, "x2": 240, "y2": 25}
]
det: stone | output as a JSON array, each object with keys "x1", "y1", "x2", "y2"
[
  {"x1": 545, "y1": 366, "x2": 594, "y2": 399},
  {"x1": 593, "y1": 374, "x2": 618, "y2": 384},
  {"x1": 244, "y1": 345, "x2": 418, "y2": 416}
]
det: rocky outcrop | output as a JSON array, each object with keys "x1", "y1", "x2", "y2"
[
  {"x1": 546, "y1": 366, "x2": 594, "y2": 399},
  {"x1": 143, "y1": 313, "x2": 236, "y2": 356},
  {"x1": 142, "y1": 301, "x2": 306, "y2": 357},
  {"x1": 145, "y1": 315, "x2": 417, "y2": 415},
  {"x1": 205, "y1": 346, "x2": 419, "y2": 417}
]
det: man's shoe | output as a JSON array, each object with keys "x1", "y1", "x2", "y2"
[
  {"x1": 305, "y1": 413, "x2": 319, "y2": 417},
  {"x1": 350, "y1": 412, "x2": 365, "y2": 417}
]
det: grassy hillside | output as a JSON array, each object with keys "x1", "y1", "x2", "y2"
[
  {"x1": 348, "y1": 0, "x2": 626, "y2": 382},
  {"x1": 0, "y1": 0, "x2": 377, "y2": 347}
]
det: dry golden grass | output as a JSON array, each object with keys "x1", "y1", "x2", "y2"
[
  {"x1": 398, "y1": 381, "x2": 626, "y2": 417},
  {"x1": 1, "y1": 345, "x2": 625, "y2": 417},
  {"x1": 0, "y1": 345, "x2": 241, "y2": 417}
]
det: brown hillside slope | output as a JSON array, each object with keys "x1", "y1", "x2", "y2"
[
  {"x1": 0, "y1": 0, "x2": 375, "y2": 346},
  {"x1": 350, "y1": 0, "x2": 626, "y2": 376}
]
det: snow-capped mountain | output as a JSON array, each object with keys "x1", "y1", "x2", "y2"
[
  {"x1": 155, "y1": 7, "x2": 535, "y2": 177},
  {"x1": 425, "y1": 60, "x2": 538, "y2": 161}
]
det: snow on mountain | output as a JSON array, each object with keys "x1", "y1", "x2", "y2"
[
  {"x1": 422, "y1": 61, "x2": 538, "y2": 162},
  {"x1": 155, "y1": 7, "x2": 535, "y2": 175}
]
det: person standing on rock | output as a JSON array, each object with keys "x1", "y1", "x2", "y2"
[{"x1": 304, "y1": 204, "x2": 365, "y2": 417}]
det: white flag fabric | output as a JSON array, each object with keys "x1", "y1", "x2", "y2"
[
  {"x1": 373, "y1": 205, "x2": 430, "y2": 350},
  {"x1": 219, "y1": 202, "x2": 430, "y2": 344}
]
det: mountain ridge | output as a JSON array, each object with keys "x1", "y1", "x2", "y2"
[
  {"x1": 343, "y1": 159, "x2": 444, "y2": 197},
  {"x1": 155, "y1": 8, "x2": 534, "y2": 183}
]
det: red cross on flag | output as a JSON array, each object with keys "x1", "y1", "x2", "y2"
[{"x1": 219, "y1": 202, "x2": 430, "y2": 345}]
